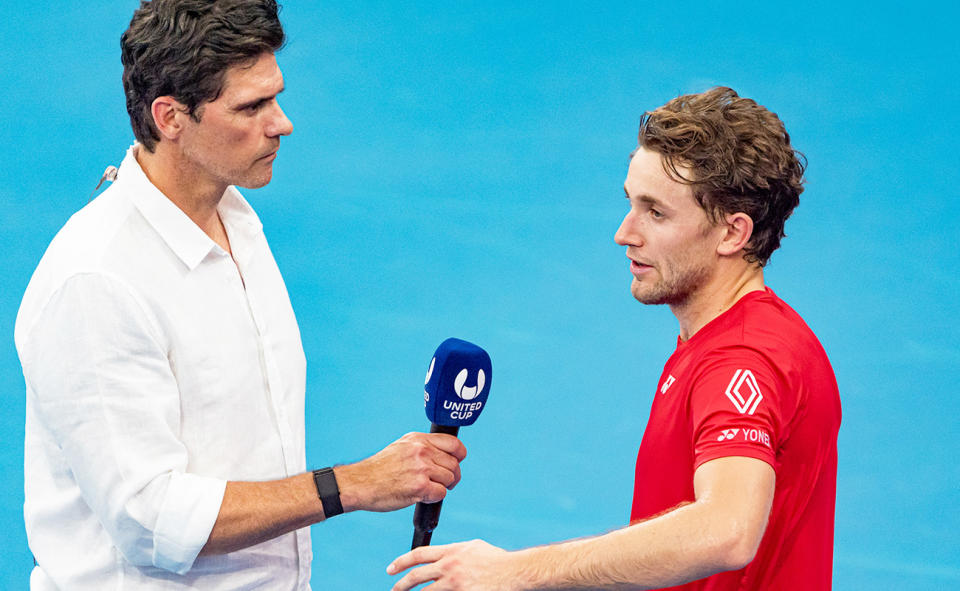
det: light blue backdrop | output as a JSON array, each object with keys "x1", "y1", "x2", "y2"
[{"x1": 1, "y1": 2, "x2": 958, "y2": 589}]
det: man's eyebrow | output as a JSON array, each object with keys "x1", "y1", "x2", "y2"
[
  {"x1": 624, "y1": 187, "x2": 665, "y2": 207},
  {"x1": 234, "y1": 86, "x2": 285, "y2": 110}
]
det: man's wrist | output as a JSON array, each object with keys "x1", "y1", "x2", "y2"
[
  {"x1": 511, "y1": 542, "x2": 578, "y2": 590},
  {"x1": 312, "y1": 467, "x2": 343, "y2": 518}
]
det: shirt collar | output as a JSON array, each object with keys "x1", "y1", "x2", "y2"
[{"x1": 115, "y1": 144, "x2": 263, "y2": 271}]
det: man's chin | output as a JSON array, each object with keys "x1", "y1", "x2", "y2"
[
  {"x1": 235, "y1": 171, "x2": 273, "y2": 190},
  {"x1": 631, "y1": 282, "x2": 682, "y2": 306}
]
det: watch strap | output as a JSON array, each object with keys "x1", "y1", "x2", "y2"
[{"x1": 312, "y1": 467, "x2": 343, "y2": 517}]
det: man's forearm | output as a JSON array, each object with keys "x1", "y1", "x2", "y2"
[
  {"x1": 388, "y1": 496, "x2": 761, "y2": 591},
  {"x1": 201, "y1": 431, "x2": 468, "y2": 556},
  {"x1": 509, "y1": 500, "x2": 751, "y2": 590},
  {"x1": 200, "y1": 472, "x2": 324, "y2": 556},
  {"x1": 388, "y1": 456, "x2": 774, "y2": 591}
]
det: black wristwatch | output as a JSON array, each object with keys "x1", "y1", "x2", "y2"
[{"x1": 312, "y1": 467, "x2": 343, "y2": 517}]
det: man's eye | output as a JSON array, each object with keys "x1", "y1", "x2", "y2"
[
  {"x1": 650, "y1": 209, "x2": 664, "y2": 219},
  {"x1": 243, "y1": 101, "x2": 266, "y2": 114}
]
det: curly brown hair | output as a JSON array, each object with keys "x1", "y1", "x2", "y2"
[
  {"x1": 638, "y1": 87, "x2": 806, "y2": 266},
  {"x1": 121, "y1": 0, "x2": 285, "y2": 152}
]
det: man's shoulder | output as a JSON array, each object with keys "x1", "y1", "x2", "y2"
[
  {"x1": 742, "y1": 289, "x2": 823, "y2": 349},
  {"x1": 716, "y1": 288, "x2": 817, "y2": 345},
  {"x1": 15, "y1": 185, "x2": 143, "y2": 350},
  {"x1": 33, "y1": 184, "x2": 138, "y2": 276},
  {"x1": 686, "y1": 289, "x2": 827, "y2": 373}
]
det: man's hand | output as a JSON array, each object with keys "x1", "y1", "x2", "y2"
[
  {"x1": 334, "y1": 432, "x2": 467, "y2": 513},
  {"x1": 388, "y1": 539, "x2": 520, "y2": 591}
]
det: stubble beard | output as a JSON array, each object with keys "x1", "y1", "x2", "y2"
[
  {"x1": 631, "y1": 256, "x2": 711, "y2": 307},
  {"x1": 235, "y1": 165, "x2": 273, "y2": 189},
  {"x1": 215, "y1": 153, "x2": 275, "y2": 190},
  {"x1": 181, "y1": 135, "x2": 275, "y2": 191}
]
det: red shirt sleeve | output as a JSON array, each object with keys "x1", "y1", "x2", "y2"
[{"x1": 688, "y1": 346, "x2": 784, "y2": 471}]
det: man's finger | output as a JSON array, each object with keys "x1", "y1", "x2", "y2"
[
  {"x1": 426, "y1": 453, "x2": 461, "y2": 489},
  {"x1": 391, "y1": 563, "x2": 445, "y2": 591},
  {"x1": 425, "y1": 464, "x2": 457, "y2": 491},
  {"x1": 431, "y1": 447, "x2": 462, "y2": 477},
  {"x1": 420, "y1": 480, "x2": 449, "y2": 504},
  {"x1": 387, "y1": 544, "x2": 454, "y2": 575},
  {"x1": 424, "y1": 433, "x2": 468, "y2": 460}
]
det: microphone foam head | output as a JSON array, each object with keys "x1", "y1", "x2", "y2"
[{"x1": 424, "y1": 338, "x2": 492, "y2": 426}]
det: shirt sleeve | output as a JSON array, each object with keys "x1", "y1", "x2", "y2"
[
  {"x1": 19, "y1": 272, "x2": 226, "y2": 575},
  {"x1": 688, "y1": 346, "x2": 784, "y2": 471}
]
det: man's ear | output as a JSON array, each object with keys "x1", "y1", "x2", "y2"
[
  {"x1": 716, "y1": 212, "x2": 754, "y2": 257},
  {"x1": 150, "y1": 96, "x2": 188, "y2": 142}
]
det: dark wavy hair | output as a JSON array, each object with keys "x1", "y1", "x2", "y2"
[
  {"x1": 638, "y1": 87, "x2": 806, "y2": 266},
  {"x1": 121, "y1": 0, "x2": 285, "y2": 152}
]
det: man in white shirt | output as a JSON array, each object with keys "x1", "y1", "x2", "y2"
[{"x1": 15, "y1": 1, "x2": 466, "y2": 589}]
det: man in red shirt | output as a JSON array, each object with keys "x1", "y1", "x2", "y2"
[{"x1": 388, "y1": 86, "x2": 841, "y2": 590}]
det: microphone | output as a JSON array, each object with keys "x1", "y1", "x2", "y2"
[{"x1": 411, "y1": 337, "x2": 492, "y2": 550}]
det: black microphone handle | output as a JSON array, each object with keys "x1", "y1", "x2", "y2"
[
  {"x1": 429, "y1": 423, "x2": 460, "y2": 437},
  {"x1": 411, "y1": 424, "x2": 460, "y2": 549}
]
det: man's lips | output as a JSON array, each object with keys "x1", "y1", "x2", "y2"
[
  {"x1": 258, "y1": 146, "x2": 280, "y2": 160},
  {"x1": 629, "y1": 258, "x2": 654, "y2": 276}
]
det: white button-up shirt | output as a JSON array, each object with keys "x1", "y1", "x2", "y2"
[{"x1": 15, "y1": 145, "x2": 311, "y2": 589}]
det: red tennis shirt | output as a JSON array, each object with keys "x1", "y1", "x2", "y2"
[{"x1": 630, "y1": 288, "x2": 841, "y2": 590}]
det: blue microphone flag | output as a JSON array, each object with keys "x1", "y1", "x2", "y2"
[{"x1": 423, "y1": 338, "x2": 492, "y2": 427}]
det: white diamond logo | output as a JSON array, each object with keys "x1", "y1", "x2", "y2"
[{"x1": 724, "y1": 369, "x2": 763, "y2": 415}]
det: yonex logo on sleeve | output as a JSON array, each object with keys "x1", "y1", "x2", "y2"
[
  {"x1": 715, "y1": 427, "x2": 771, "y2": 447},
  {"x1": 724, "y1": 369, "x2": 763, "y2": 415},
  {"x1": 717, "y1": 428, "x2": 739, "y2": 441},
  {"x1": 660, "y1": 375, "x2": 676, "y2": 394}
]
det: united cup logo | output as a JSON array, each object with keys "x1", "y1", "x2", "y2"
[
  {"x1": 724, "y1": 369, "x2": 763, "y2": 415},
  {"x1": 453, "y1": 369, "x2": 485, "y2": 400}
]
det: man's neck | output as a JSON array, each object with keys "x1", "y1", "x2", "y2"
[
  {"x1": 135, "y1": 144, "x2": 232, "y2": 253},
  {"x1": 671, "y1": 263, "x2": 766, "y2": 341}
]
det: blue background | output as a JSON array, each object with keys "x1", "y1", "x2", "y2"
[{"x1": 2, "y1": 1, "x2": 958, "y2": 588}]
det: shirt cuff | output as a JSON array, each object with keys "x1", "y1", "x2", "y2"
[
  {"x1": 152, "y1": 472, "x2": 227, "y2": 574},
  {"x1": 694, "y1": 445, "x2": 777, "y2": 472}
]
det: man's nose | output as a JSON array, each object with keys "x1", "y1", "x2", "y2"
[
  {"x1": 267, "y1": 102, "x2": 293, "y2": 137},
  {"x1": 614, "y1": 210, "x2": 641, "y2": 246}
]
